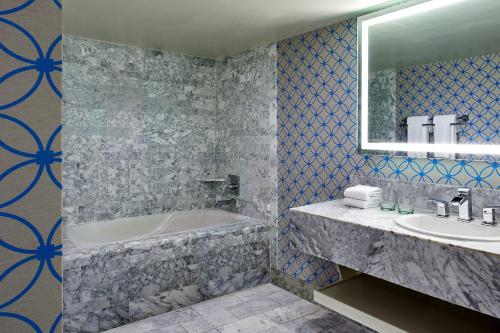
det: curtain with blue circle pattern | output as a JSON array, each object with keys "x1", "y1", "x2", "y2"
[{"x1": 0, "y1": 1, "x2": 62, "y2": 332}]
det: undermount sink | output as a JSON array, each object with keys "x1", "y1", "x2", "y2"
[{"x1": 394, "y1": 214, "x2": 500, "y2": 242}]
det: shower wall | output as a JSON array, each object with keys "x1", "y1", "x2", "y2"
[
  {"x1": 216, "y1": 45, "x2": 278, "y2": 221},
  {"x1": 63, "y1": 36, "x2": 218, "y2": 225},
  {"x1": 63, "y1": 36, "x2": 277, "y2": 225}
]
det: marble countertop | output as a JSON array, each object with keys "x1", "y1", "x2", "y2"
[{"x1": 291, "y1": 199, "x2": 500, "y2": 256}]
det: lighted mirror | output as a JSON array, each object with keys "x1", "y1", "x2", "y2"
[{"x1": 358, "y1": 0, "x2": 500, "y2": 160}]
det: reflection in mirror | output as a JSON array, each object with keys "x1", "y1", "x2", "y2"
[{"x1": 360, "y1": 0, "x2": 500, "y2": 160}]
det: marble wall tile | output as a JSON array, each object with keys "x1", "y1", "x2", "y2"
[
  {"x1": 63, "y1": 35, "x2": 219, "y2": 225},
  {"x1": 63, "y1": 36, "x2": 278, "y2": 226},
  {"x1": 215, "y1": 45, "x2": 278, "y2": 222}
]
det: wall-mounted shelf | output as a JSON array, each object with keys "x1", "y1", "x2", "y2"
[{"x1": 314, "y1": 273, "x2": 499, "y2": 333}]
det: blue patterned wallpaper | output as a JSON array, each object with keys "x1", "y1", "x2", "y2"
[
  {"x1": 276, "y1": 19, "x2": 500, "y2": 285},
  {"x1": 0, "y1": 0, "x2": 62, "y2": 332},
  {"x1": 395, "y1": 52, "x2": 500, "y2": 160}
]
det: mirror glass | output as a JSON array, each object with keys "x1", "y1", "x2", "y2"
[{"x1": 359, "y1": 0, "x2": 500, "y2": 160}]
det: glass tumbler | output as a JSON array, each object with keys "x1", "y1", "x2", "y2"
[
  {"x1": 397, "y1": 193, "x2": 415, "y2": 215},
  {"x1": 380, "y1": 187, "x2": 397, "y2": 211}
]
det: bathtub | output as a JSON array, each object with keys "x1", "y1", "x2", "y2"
[
  {"x1": 65, "y1": 209, "x2": 257, "y2": 248},
  {"x1": 63, "y1": 209, "x2": 270, "y2": 333}
]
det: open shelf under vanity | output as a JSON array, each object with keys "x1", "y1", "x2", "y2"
[{"x1": 314, "y1": 270, "x2": 500, "y2": 333}]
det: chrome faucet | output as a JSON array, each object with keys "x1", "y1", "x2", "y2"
[{"x1": 451, "y1": 187, "x2": 472, "y2": 222}]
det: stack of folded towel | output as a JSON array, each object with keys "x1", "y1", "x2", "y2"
[{"x1": 343, "y1": 185, "x2": 382, "y2": 209}]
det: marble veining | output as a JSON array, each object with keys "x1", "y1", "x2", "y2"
[
  {"x1": 288, "y1": 200, "x2": 500, "y2": 318},
  {"x1": 215, "y1": 44, "x2": 278, "y2": 223},
  {"x1": 104, "y1": 284, "x2": 372, "y2": 333},
  {"x1": 64, "y1": 219, "x2": 271, "y2": 332},
  {"x1": 63, "y1": 36, "x2": 277, "y2": 226},
  {"x1": 63, "y1": 35, "x2": 219, "y2": 225}
]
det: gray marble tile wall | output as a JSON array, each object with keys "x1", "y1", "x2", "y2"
[
  {"x1": 63, "y1": 35, "x2": 219, "y2": 225},
  {"x1": 215, "y1": 45, "x2": 278, "y2": 222},
  {"x1": 63, "y1": 36, "x2": 277, "y2": 226},
  {"x1": 63, "y1": 221, "x2": 271, "y2": 332}
]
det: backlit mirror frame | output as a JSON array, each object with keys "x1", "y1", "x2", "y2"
[{"x1": 357, "y1": 0, "x2": 500, "y2": 157}]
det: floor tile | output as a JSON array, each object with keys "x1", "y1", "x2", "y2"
[
  {"x1": 262, "y1": 317, "x2": 325, "y2": 333},
  {"x1": 192, "y1": 294, "x2": 241, "y2": 327},
  {"x1": 103, "y1": 284, "x2": 371, "y2": 333},
  {"x1": 226, "y1": 298, "x2": 280, "y2": 319},
  {"x1": 152, "y1": 307, "x2": 200, "y2": 326},
  {"x1": 192, "y1": 294, "x2": 242, "y2": 313},
  {"x1": 233, "y1": 284, "x2": 282, "y2": 302},
  {"x1": 264, "y1": 288, "x2": 302, "y2": 306},
  {"x1": 217, "y1": 313, "x2": 278, "y2": 333},
  {"x1": 106, "y1": 320, "x2": 187, "y2": 333},
  {"x1": 303, "y1": 308, "x2": 347, "y2": 329},
  {"x1": 265, "y1": 299, "x2": 321, "y2": 324},
  {"x1": 151, "y1": 324, "x2": 188, "y2": 333},
  {"x1": 194, "y1": 306, "x2": 239, "y2": 327},
  {"x1": 104, "y1": 320, "x2": 158, "y2": 333},
  {"x1": 179, "y1": 313, "x2": 216, "y2": 333}
]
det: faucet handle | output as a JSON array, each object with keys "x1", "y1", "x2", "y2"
[
  {"x1": 482, "y1": 206, "x2": 500, "y2": 226},
  {"x1": 428, "y1": 199, "x2": 450, "y2": 217}
]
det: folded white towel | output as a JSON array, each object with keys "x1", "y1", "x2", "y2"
[
  {"x1": 344, "y1": 197, "x2": 380, "y2": 209},
  {"x1": 407, "y1": 115, "x2": 430, "y2": 158},
  {"x1": 344, "y1": 185, "x2": 382, "y2": 201}
]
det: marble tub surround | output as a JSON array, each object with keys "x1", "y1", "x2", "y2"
[
  {"x1": 105, "y1": 284, "x2": 372, "y2": 333},
  {"x1": 63, "y1": 219, "x2": 271, "y2": 332},
  {"x1": 215, "y1": 44, "x2": 278, "y2": 222},
  {"x1": 63, "y1": 35, "x2": 219, "y2": 225},
  {"x1": 288, "y1": 200, "x2": 500, "y2": 318},
  {"x1": 63, "y1": 36, "x2": 278, "y2": 226},
  {"x1": 350, "y1": 175, "x2": 500, "y2": 218}
]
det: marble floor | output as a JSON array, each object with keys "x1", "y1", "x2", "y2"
[{"x1": 105, "y1": 284, "x2": 371, "y2": 333}]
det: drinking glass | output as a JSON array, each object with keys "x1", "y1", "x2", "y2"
[
  {"x1": 398, "y1": 193, "x2": 415, "y2": 215},
  {"x1": 380, "y1": 187, "x2": 396, "y2": 211}
]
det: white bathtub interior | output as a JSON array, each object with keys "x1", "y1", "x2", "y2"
[{"x1": 65, "y1": 209, "x2": 259, "y2": 248}]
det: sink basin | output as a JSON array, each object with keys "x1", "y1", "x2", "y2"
[{"x1": 394, "y1": 214, "x2": 500, "y2": 242}]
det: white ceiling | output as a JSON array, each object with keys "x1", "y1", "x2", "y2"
[
  {"x1": 369, "y1": 0, "x2": 500, "y2": 71},
  {"x1": 62, "y1": 0, "x2": 397, "y2": 59}
]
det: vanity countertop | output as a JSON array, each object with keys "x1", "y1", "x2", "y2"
[
  {"x1": 288, "y1": 199, "x2": 500, "y2": 318},
  {"x1": 291, "y1": 199, "x2": 500, "y2": 256}
]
